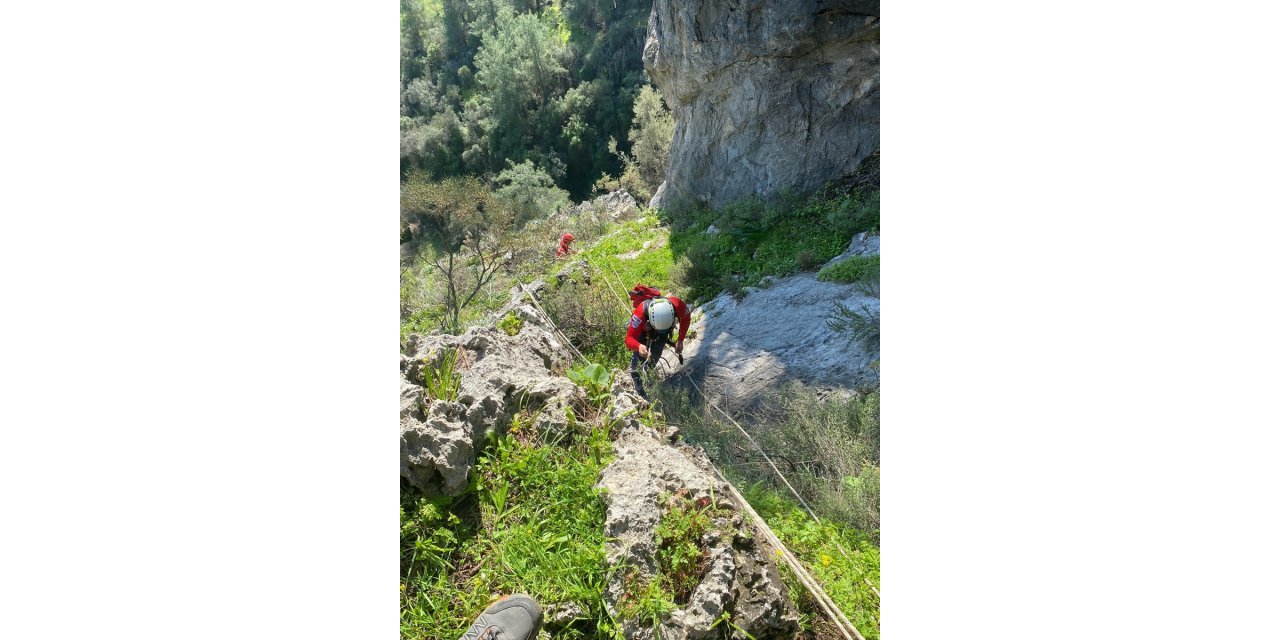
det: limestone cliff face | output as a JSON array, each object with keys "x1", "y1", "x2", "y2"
[{"x1": 644, "y1": 0, "x2": 879, "y2": 209}]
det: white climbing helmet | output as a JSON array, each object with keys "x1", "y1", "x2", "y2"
[{"x1": 648, "y1": 298, "x2": 676, "y2": 331}]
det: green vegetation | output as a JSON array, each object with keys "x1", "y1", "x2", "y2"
[
  {"x1": 401, "y1": 419, "x2": 617, "y2": 640},
  {"x1": 665, "y1": 189, "x2": 880, "y2": 303},
  {"x1": 657, "y1": 386, "x2": 881, "y2": 538},
  {"x1": 743, "y1": 483, "x2": 881, "y2": 640},
  {"x1": 818, "y1": 255, "x2": 879, "y2": 286},
  {"x1": 654, "y1": 492, "x2": 734, "y2": 604},
  {"x1": 615, "y1": 490, "x2": 740, "y2": 632},
  {"x1": 645, "y1": 382, "x2": 881, "y2": 636},
  {"x1": 595, "y1": 85, "x2": 675, "y2": 204},
  {"x1": 566, "y1": 362, "x2": 614, "y2": 407},
  {"x1": 497, "y1": 311, "x2": 523, "y2": 336},
  {"x1": 650, "y1": 381, "x2": 880, "y2": 637},
  {"x1": 401, "y1": 174, "x2": 516, "y2": 333},
  {"x1": 829, "y1": 302, "x2": 880, "y2": 354},
  {"x1": 540, "y1": 214, "x2": 679, "y2": 370},
  {"x1": 400, "y1": 0, "x2": 653, "y2": 200},
  {"x1": 422, "y1": 347, "x2": 462, "y2": 401}
]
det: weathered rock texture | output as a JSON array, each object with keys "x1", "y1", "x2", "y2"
[
  {"x1": 645, "y1": 0, "x2": 880, "y2": 209},
  {"x1": 679, "y1": 232, "x2": 880, "y2": 409},
  {"x1": 599, "y1": 385, "x2": 800, "y2": 640},
  {"x1": 402, "y1": 292, "x2": 804, "y2": 638},
  {"x1": 399, "y1": 308, "x2": 582, "y2": 496}
]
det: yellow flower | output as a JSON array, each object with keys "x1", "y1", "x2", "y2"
[
  {"x1": 821, "y1": 555, "x2": 832, "y2": 567},
  {"x1": 775, "y1": 549, "x2": 784, "y2": 557}
]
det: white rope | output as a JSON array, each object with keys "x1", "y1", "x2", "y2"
[
  {"x1": 521, "y1": 279, "x2": 869, "y2": 639},
  {"x1": 517, "y1": 284, "x2": 586, "y2": 363}
]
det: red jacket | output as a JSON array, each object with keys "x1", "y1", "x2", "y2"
[
  {"x1": 556, "y1": 234, "x2": 574, "y2": 257},
  {"x1": 625, "y1": 296, "x2": 691, "y2": 352}
]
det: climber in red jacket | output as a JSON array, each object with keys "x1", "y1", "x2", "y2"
[
  {"x1": 625, "y1": 290, "x2": 691, "y2": 398},
  {"x1": 555, "y1": 232, "x2": 575, "y2": 258}
]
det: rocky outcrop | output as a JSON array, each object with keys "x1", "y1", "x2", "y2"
[
  {"x1": 645, "y1": 0, "x2": 879, "y2": 209},
  {"x1": 399, "y1": 313, "x2": 582, "y2": 496},
  {"x1": 402, "y1": 291, "x2": 803, "y2": 637},
  {"x1": 553, "y1": 189, "x2": 640, "y2": 223},
  {"x1": 599, "y1": 384, "x2": 800, "y2": 639},
  {"x1": 679, "y1": 232, "x2": 880, "y2": 409}
]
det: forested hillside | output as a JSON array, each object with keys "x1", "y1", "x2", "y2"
[{"x1": 400, "y1": 0, "x2": 655, "y2": 201}]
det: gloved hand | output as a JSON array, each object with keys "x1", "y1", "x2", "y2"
[
  {"x1": 638, "y1": 344, "x2": 650, "y2": 358},
  {"x1": 674, "y1": 340, "x2": 683, "y2": 355}
]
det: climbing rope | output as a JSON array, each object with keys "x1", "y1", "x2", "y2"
[
  {"x1": 518, "y1": 281, "x2": 871, "y2": 639},
  {"x1": 517, "y1": 283, "x2": 586, "y2": 363}
]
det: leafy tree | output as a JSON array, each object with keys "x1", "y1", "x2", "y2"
[
  {"x1": 473, "y1": 11, "x2": 570, "y2": 169},
  {"x1": 598, "y1": 85, "x2": 674, "y2": 202},
  {"x1": 402, "y1": 172, "x2": 515, "y2": 332},
  {"x1": 493, "y1": 159, "x2": 570, "y2": 224},
  {"x1": 398, "y1": 0, "x2": 653, "y2": 200}
]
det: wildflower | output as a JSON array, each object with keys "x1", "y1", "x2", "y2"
[{"x1": 821, "y1": 554, "x2": 832, "y2": 567}]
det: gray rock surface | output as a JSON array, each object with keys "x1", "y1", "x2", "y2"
[
  {"x1": 678, "y1": 236, "x2": 880, "y2": 410},
  {"x1": 399, "y1": 322, "x2": 582, "y2": 496},
  {"x1": 645, "y1": 0, "x2": 880, "y2": 209},
  {"x1": 552, "y1": 190, "x2": 641, "y2": 224},
  {"x1": 599, "y1": 402, "x2": 799, "y2": 639}
]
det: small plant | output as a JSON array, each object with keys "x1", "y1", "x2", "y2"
[
  {"x1": 795, "y1": 249, "x2": 820, "y2": 271},
  {"x1": 497, "y1": 311, "x2": 523, "y2": 336},
  {"x1": 654, "y1": 491, "x2": 731, "y2": 604},
  {"x1": 567, "y1": 362, "x2": 613, "y2": 406},
  {"x1": 617, "y1": 570, "x2": 677, "y2": 631},
  {"x1": 828, "y1": 302, "x2": 879, "y2": 354},
  {"x1": 422, "y1": 347, "x2": 462, "y2": 401}
]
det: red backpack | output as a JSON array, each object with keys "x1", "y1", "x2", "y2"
[{"x1": 628, "y1": 284, "x2": 663, "y2": 305}]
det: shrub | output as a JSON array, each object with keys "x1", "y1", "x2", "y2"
[
  {"x1": 664, "y1": 188, "x2": 880, "y2": 303},
  {"x1": 795, "y1": 250, "x2": 820, "y2": 271},
  {"x1": 828, "y1": 302, "x2": 880, "y2": 354},
  {"x1": 651, "y1": 385, "x2": 880, "y2": 536},
  {"x1": 654, "y1": 492, "x2": 732, "y2": 603},
  {"x1": 818, "y1": 255, "x2": 879, "y2": 285},
  {"x1": 540, "y1": 280, "x2": 631, "y2": 369}
]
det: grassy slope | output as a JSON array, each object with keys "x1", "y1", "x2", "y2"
[{"x1": 401, "y1": 191, "x2": 881, "y2": 639}]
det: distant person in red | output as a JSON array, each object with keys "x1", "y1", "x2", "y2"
[
  {"x1": 625, "y1": 285, "x2": 691, "y2": 398},
  {"x1": 555, "y1": 232, "x2": 575, "y2": 258}
]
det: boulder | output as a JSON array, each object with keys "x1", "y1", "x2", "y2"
[
  {"x1": 399, "y1": 323, "x2": 583, "y2": 496},
  {"x1": 599, "y1": 411, "x2": 800, "y2": 639},
  {"x1": 645, "y1": 0, "x2": 880, "y2": 209}
]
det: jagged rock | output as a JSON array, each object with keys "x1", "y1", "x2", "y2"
[
  {"x1": 645, "y1": 0, "x2": 880, "y2": 209},
  {"x1": 550, "y1": 190, "x2": 641, "y2": 226},
  {"x1": 399, "y1": 323, "x2": 583, "y2": 496},
  {"x1": 580, "y1": 190, "x2": 640, "y2": 220},
  {"x1": 599, "y1": 424, "x2": 799, "y2": 639}
]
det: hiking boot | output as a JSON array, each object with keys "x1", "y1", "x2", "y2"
[{"x1": 458, "y1": 594, "x2": 543, "y2": 640}]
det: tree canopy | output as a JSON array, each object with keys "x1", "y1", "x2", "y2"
[{"x1": 400, "y1": 0, "x2": 655, "y2": 200}]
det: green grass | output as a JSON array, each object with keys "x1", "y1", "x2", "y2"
[
  {"x1": 572, "y1": 213, "x2": 677, "y2": 296},
  {"x1": 742, "y1": 483, "x2": 881, "y2": 640},
  {"x1": 818, "y1": 255, "x2": 879, "y2": 285},
  {"x1": 400, "y1": 420, "x2": 617, "y2": 640},
  {"x1": 664, "y1": 190, "x2": 879, "y2": 303}
]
